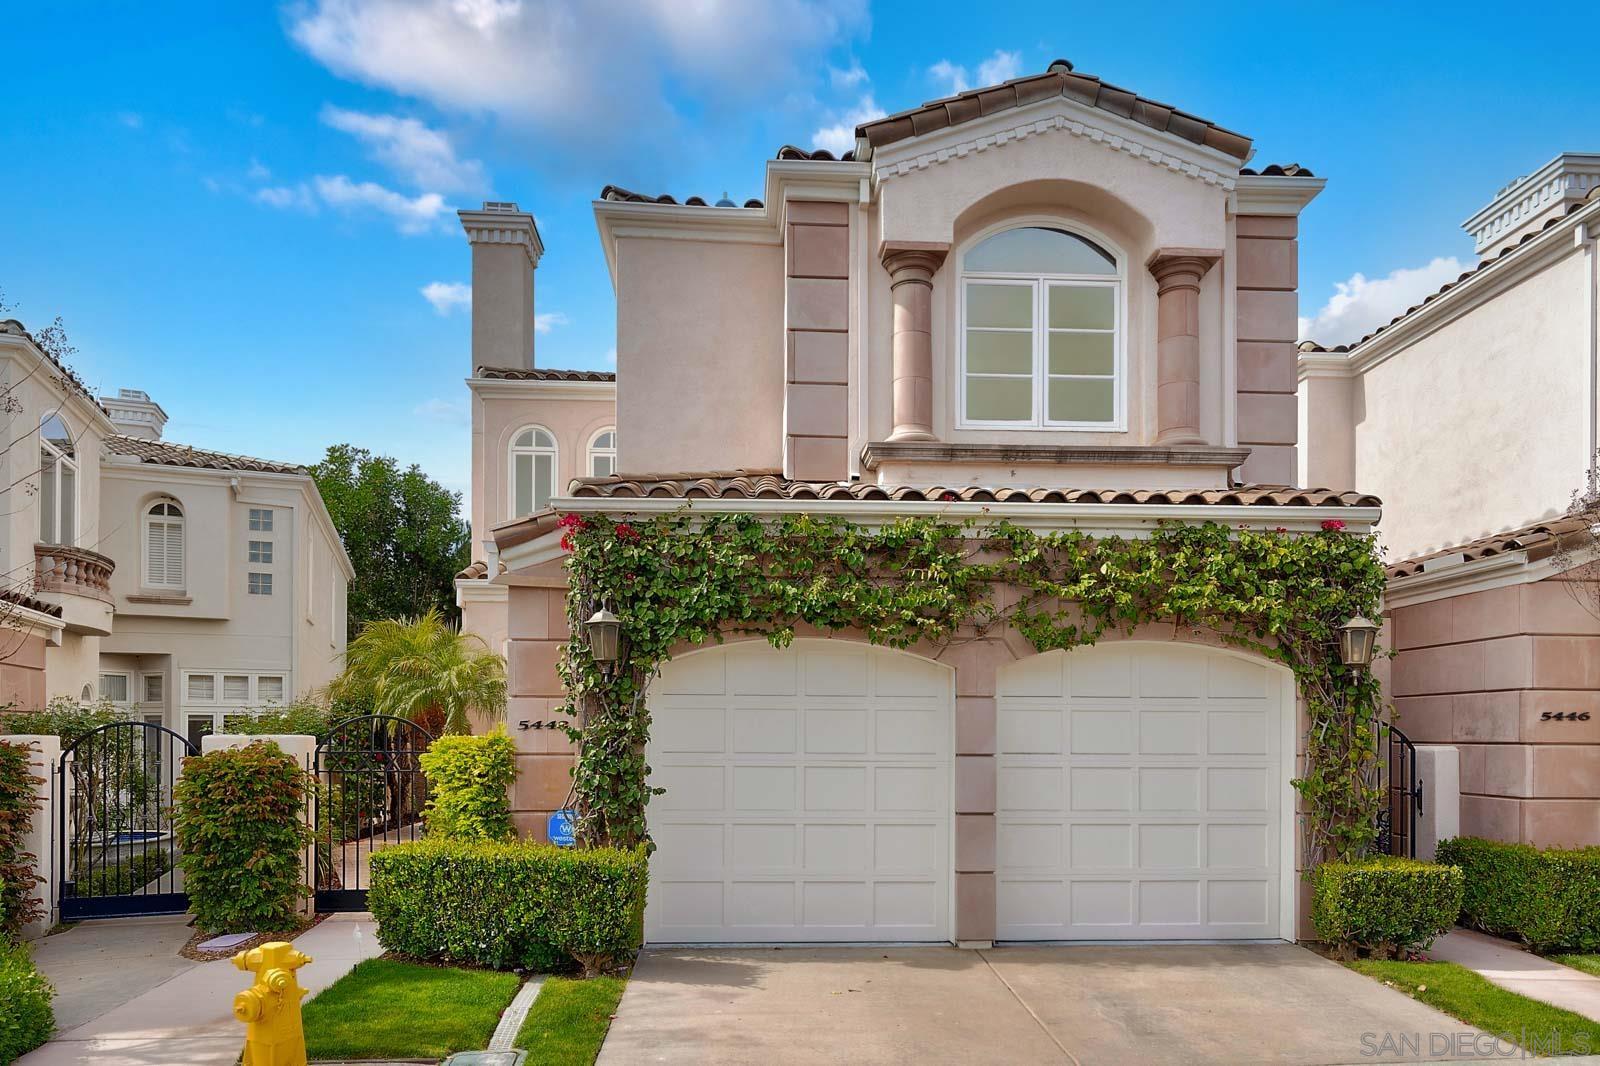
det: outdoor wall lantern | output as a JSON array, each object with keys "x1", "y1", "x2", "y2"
[
  {"x1": 585, "y1": 605, "x2": 622, "y2": 666},
  {"x1": 1338, "y1": 614, "x2": 1379, "y2": 668}
]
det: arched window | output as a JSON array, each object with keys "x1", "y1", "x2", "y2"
[
  {"x1": 959, "y1": 225, "x2": 1123, "y2": 429},
  {"x1": 38, "y1": 414, "x2": 77, "y2": 544},
  {"x1": 144, "y1": 500, "x2": 185, "y2": 589},
  {"x1": 587, "y1": 428, "x2": 617, "y2": 478},
  {"x1": 509, "y1": 426, "x2": 557, "y2": 518}
]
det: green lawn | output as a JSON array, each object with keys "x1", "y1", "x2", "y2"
[
  {"x1": 1551, "y1": 955, "x2": 1600, "y2": 979},
  {"x1": 514, "y1": 976, "x2": 627, "y2": 1066},
  {"x1": 302, "y1": 958, "x2": 521, "y2": 1061},
  {"x1": 1349, "y1": 959, "x2": 1600, "y2": 1056}
]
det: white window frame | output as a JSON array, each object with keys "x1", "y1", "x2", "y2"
[
  {"x1": 249, "y1": 508, "x2": 274, "y2": 532},
  {"x1": 587, "y1": 427, "x2": 617, "y2": 478},
  {"x1": 248, "y1": 539, "x2": 273, "y2": 564},
  {"x1": 38, "y1": 414, "x2": 78, "y2": 546},
  {"x1": 955, "y1": 219, "x2": 1127, "y2": 433},
  {"x1": 98, "y1": 671, "x2": 131, "y2": 705},
  {"x1": 508, "y1": 425, "x2": 558, "y2": 519},
  {"x1": 248, "y1": 572, "x2": 273, "y2": 595},
  {"x1": 142, "y1": 499, "x2": 186, "y2": 590},
  {"x1": 182, "y1": 670, "x2": 293, "y2": 737},
  {"x1": 141, "y1": 673, "x2": 165, "y2": 705}
]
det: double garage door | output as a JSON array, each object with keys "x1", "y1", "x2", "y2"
[{"x1": 645, "y1": 640, "x2": 1288, "y2": 943}]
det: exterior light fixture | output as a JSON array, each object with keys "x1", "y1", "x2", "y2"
[
  {"x1": 585, "y1": 606, "x2": 622, "y2": 665},
  {"x1": 1338, "y1": 614, "x2": 1378, "y2": 668}
]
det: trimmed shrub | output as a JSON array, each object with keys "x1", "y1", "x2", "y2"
[
  {"x1": 173, "y1": 742, "x2": 312, "y2": 934},
  {"x1": 418, "y1": 729, "x2": 516, "y2": 842},
  {"x1": 0, "y1": 741, "x2": 43, "y2": 942},
  {"x1": 0, "y1": 939, "x2": 54, "y2": 1064},
  {"x1": 368, "y1": 838, "x2": 646, "y2": 975},
  {"x1": 1312, "y1": 857, "x2": 1462, "y2": 959},
  {"x1": 1437, "y1": 836, "x2": 1600, "y2": 952}
]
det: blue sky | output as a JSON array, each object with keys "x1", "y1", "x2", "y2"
[{"x1": 3, "y1": 1, "x2": 1596, "y2": 501}]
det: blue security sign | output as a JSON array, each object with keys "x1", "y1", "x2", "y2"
[{"x1": 547, "y1": 808, "x2": 577, "y2": 848}]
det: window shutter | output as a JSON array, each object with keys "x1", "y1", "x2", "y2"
[
  {"x1": 164, "y1": 521, "x2": 184, "y2": 586},
  {"x1": 147, "y1": 521, "x2": 167, "y2": 585}
]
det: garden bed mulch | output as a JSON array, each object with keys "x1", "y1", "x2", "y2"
[{"x1": 179, "y1": 911, "x2": 330, "y2": 961}]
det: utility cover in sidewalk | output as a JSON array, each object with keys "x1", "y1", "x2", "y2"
[
  {"x1": 443, "y1": 1053, "x2": 526, "y2": 1066},
  {"x1": 196, "y1": 932, "x2": 256, "y2": 951}
]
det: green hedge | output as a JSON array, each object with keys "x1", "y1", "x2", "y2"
[
  {"x1": 1312, "y1": 857, "x2": 1462, "y2": 959},
  {"x1": 173, "y1": 742, "x2": 312, "y2": 934},
  {"x1": 418, "y1": 729, "x2": 516, "y2": 842},
  {"x1": 1436, "y1": 836, "x2": 1600, "y2": 952},
  {"x1": 368, "y1": 839, "x2": 646, "y2": 975},
  {"x1": 0, "y1": 939, "x2": 53, "y2": 1064},
  {"x1": 0, "y1": 742, "x2": 43, "y2": 942}
]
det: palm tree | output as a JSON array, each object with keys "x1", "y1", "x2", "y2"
[{"x1": 330, "y1": 608, "x2": 506, "y2": 735}]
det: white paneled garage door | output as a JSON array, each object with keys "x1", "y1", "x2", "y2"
[
  {"x1": 645, "y1": 641, "x2": 952, "y2": 943},
  {"x1": 997, "y1": 643, "x2": 1292, "y2": 941}
]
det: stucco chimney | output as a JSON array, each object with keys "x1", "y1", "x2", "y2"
[
  {"x1": 458, "y1": 201, "x2": 543, "y2": 372},
  {"x1": 101, "y1": 388, "x2": 167, "y2": 439},
  {"x1": 1463, "y1": 153, "x2": 1600, "y2": 258}
]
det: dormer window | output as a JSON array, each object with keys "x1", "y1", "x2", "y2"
[
  {"x1": 959, "y1": 225, "x2": 1123, "y2": 430},
  {"x1": 510, "y1": 426, "x2": 557, "y2": 518}
]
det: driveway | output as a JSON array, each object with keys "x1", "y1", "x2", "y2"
[{"x1": 599, "y1": 944, "x2": 1503, "y2": 1065}]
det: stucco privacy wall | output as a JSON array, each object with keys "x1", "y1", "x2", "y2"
[
  {"x1": 614, "y1": 236, "x2": 785, "y2": 474},
  {"x1": 1313, "y1": 249, "x2": 1590, "y2": 562},
  {"x1": 1390, "y1": 571, "x2": 1600, "y2": 846},
  {"x1": 786, "y1": 202, "x2": 852, "y2": 480},
  {"x1": 501, "y1": 577, "x2": 1319, "y2": 943},
  {"x1": 0, "y1": 633, "x2": 48, "y2": 710},
  {"x1": 1234, "y1": 216, "x2": 1299, "y2": 485}
]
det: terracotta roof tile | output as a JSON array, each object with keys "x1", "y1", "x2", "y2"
[
  {"x1": 1386, "y1": 515, "x2": 1594, "y2": 578},
  {"x1": 104, "y1": 434, "x2": 307, "y2": 475},
  {"x1": 774, "y1": 145, "x2": 857, "y2": 162},
  {"x1": 566, "y1": 469, "x2": 1380, "y2": 508},
  {"x1": 1240, "y1": 163, "x2": 1316, "y2": 177},
  {"x1": 1301, "y1": 198, "x2": 1597, "y2": 355},
  {"x1": 599, "y1": 185, "x2": 763, "y2": 210},
  {"x1": 857, "y1": 59, "x2": 1252, "y2": 162},
  {"x1": 455, "y1": 559, "x2": 506, "y2": 580},
  {"x1": 0, "y1": 586, "x2": 63, "y2": 618},
  {"x1": 475, "y1": 366, "x2": 616, "y2": 382}
]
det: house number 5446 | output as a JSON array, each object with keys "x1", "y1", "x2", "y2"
[{"x1": 1540, "y1": 711, "x2": 1592, "y2": 721}]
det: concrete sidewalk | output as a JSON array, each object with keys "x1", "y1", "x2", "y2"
[
  {"x1": 1431, "y1": 928, "x2": 1600, "y2": 1022},
  {"x1": 20, "y1": 913, "x2": 383, "y2": 1066},
  {"x1": 599, "y1": 944, "x2": 1500, "y2": 1065}
]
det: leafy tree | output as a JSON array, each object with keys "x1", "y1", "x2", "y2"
[
  {"x1": 310, "y1": 445, "x2": 470, "y2": 639},
  {"x1": 329, "y1": 609, "x2": 506, "y2": 735}
]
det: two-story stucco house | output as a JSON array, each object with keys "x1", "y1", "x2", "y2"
[
  {"x1": 1300, "y1": 153, "x2": 1600, "y2": 849},
  {"x1": 458, "y1": 60, "x2": 1386, "y2": 948},
  {"x1": 0, "y1": 321, "x2": 353, "y2": 740}
]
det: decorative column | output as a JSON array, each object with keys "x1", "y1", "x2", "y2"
[
  {"x1": 881, "y1": 242, "x2": 949, "y2": 442},
  {"x1": 1147, "y1": 249, "x2": 1222, "y2": 446}
]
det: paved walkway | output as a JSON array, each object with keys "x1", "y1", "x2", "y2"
[
  {"x1": 20, "y1": 913, "x2": 383, "y2": 1066},
  {"x1": 599, "y1": 944, "x2": 1503, "y2": 1065},
  {"x1": 1432, "y1": 928, "x2": 1600, "y2": 1021}
]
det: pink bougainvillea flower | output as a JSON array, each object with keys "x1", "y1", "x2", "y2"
[{"x1": 1321, "y1": 519, "x2": 1347, "y2": 532}]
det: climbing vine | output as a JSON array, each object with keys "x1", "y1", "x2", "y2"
[{"x1": 557, "y1": 511, "x2": 1387, "y2": 870}]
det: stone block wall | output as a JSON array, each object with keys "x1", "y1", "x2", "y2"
[
  {"x1": 1234, "y1": 215, "x2": 1300, "y2": 485},
  {"x1": 503, "y1": 571, "x2": 577, "y2": 842},
  {"x1": 1389, "y1": 572, "x2": 1600, "y2": 846},
  {"x1": 784, "y1": 201, "x2": 851, "y2": 481}
]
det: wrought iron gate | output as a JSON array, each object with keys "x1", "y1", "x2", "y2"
[
  {"x1": 1376, "y1": 722, "x2": 1422, "y2": 858},
  {"x1": 313, "y1": 715, "x2": 433, "y2": 912},
  {"x1": 57, "y1": 721, "x2": 197, "y2": 921}
]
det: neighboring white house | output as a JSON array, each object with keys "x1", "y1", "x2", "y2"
[{"x1": 0, "y1": 322, "x2": 353, "y2": 738}]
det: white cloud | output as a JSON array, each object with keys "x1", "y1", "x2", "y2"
[
  {"x1": 247, "y1": 158, "x2": 272, "y2": 181},
  {"x1": 413, "y1": 397, "x2": 469, "y2": 424},
  {"x1": 320, "y1": 104, "x2": 485, "y2": 192},
  {"x1": 829, "y1": 60, "x2": 867, "y2": 90},
  {"x1": 1298, "y1": 256, "x2": 1466, "y2": 346},
  {"x1": 286, "y1": 0, "x2": 868, "y2": 144},
  {"x1": 421, "y1": 280, "x2": 471, "y2": 314},
  {"x1": 811, "y1": 94, "x2": 884, "y2": 156},
  {"x1": 929, "y1": 49, "x2": 1022, "y2": 95},
  {"x1": 534, "y1": 311, "x2": 568, "y2": 334},
  {"x1": 255, "y1": 175, "x2": 451, "y2": 233},
  {"x1": 117, "y1": 111, "x2": 143, "y2": 129},
  {"x1": 312, "y1": 174, "x2": 450, "y2": 233}
]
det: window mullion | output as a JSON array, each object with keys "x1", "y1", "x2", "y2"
[{"x1": 1034, "y1": 279, "x2": 1046, "y2": 426}]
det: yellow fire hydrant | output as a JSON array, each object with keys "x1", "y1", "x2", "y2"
[{"x1": 232, "y1": 942, "x2": 313, "y2": 1066}]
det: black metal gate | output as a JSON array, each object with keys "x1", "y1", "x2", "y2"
[
  {"x1": 57, "y1": 721, "x2": 196, "y2": 921},
  {"x1": 313, "y1": 715, "x2": 433, "y2": 912},
  {"x1": 1376, "y1": 722, "x2": 1423, "y2": 858}
]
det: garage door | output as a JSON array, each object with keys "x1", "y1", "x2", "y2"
[
  {"x1": 996, "y1": 643, "x2": 1291, "y2": 940},
  {"x1": 645, "y1": 640, "x2": 952, "y2": 943}
]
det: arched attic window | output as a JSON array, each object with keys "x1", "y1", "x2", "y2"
[
  {"x1": 587, "y1": 428, "x2": 617, "y2": 478},
  {"x1": 959, "y1": 225, "x2": 1124, "y2": 429},
  {"x1": 510, "y1": 426, "x2": 557, "y2": 518}
]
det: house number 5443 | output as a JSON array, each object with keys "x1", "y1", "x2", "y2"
[
  {"x1": 1540, "y1": 711, "x2": 1592, "y2": 721},
  {"x1": 518, "y1": 720, "x2": 566, "y2": 730}
]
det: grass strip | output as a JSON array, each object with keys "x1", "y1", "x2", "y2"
[
  {"x1": 302, "y1": 957, "x2": 520, "y2": 1061},
  {"x1": 514, "y1": 975, "x2": 627, "y2": 1065}
]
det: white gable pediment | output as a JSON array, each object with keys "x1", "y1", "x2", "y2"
[{"x1": 869, "y1": 95, "x2": 1241, "y2": 192}]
